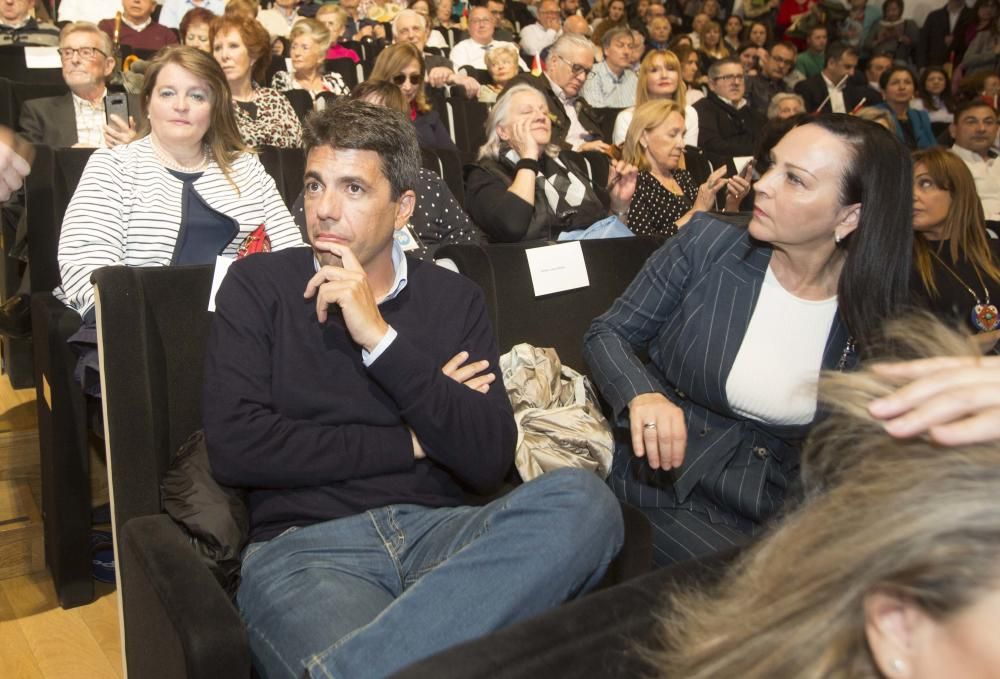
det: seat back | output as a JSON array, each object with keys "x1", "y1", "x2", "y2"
[
  {"x1": 435, "y1": 238, "x2": 663, "y2": 377},
  {"x1": 26, "y1": 145, "x2": 96, "y2": 292},
  {"x1": 0, "y1": 45, "x2": 64, "y2": 83},
  {"x1": 282, "y1": 88, "x2": 313, "y2": 121},
  {"x1": 324, "y1": 57, "x2": 359, "y2": 89},
  {"x1": 95, "y1": 265, "x2": 216, "y2": 535},
  {"x1": 420, "y1": 146, "x2": 465, "y2": 204},
  {"x1": 256, "y1": 145, "x2": 306, "y2": 210}
]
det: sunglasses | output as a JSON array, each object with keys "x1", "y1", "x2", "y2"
[{"x1": 392, "y1": 73, "x2": 423, "y2": 86}]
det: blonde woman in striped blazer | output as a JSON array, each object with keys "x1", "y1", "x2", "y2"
[{"x1": 55, "y1": 46, "x2": 304, "y2": 318}]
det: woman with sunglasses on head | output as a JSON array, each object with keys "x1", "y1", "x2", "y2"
[
  {"x1": 369, "y1": 42, "x2": 457, "y2": 153},
  {"x1": 911, "y1": 147, "x2": 1000, "y2": 347}
]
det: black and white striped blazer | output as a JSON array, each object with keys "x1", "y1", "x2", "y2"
[
  {"x1": 55, "y1": 136, "x2": 305, "y2": 316},
  {"x1": 583, "y1": 213, "x2": 852, "y2": 517}
]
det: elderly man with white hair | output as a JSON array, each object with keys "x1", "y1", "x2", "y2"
[
  {"x1": 392, "y1": 9, "x2": 480, "y2": 98},
  {"x1": 450, "y1": 5, "x2": 527, "y2": 71}
]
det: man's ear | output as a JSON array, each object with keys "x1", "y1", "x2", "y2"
[
  {"x1": 103, "y1": 56, "x2": 116, "y2": 79},
  {"x1": 834, "y1": 202, "x2": 861, "y2": 243},
  {"x1": 863, "y1": 588, "x2": 928, "y2": 678},
  {"x1": 393, "y1": 189, "x2": 417, "y2": 229}
]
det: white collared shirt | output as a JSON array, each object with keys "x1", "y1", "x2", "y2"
[
  {"x1": 822, "y1": 72, "x2": 846, "y2": 113},
  {"x1": 122, "y1": 17, "x2": 153, "y2": 32},
  {"x1": 450, "y1": 38, "x2": 528, "y2": 71},
  {"x1": 547, "y1": 75, "x2": 590, "y2": 150},
  {"x1": 72, "y1": 91, "x2": 107, "y2": 148},
  {"x1": 951, "y1": 144, "x2": 1000, "y2": 221}
]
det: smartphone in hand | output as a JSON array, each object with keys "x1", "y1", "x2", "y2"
[{"x1": 104, "y1": 92, "x2": 129, "y2": 126}]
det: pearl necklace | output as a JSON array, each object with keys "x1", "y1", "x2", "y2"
[{"x1": 149, "y1": 135, "x2": 209, "y2": 173}]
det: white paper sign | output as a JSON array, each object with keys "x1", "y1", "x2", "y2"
[
  {"x1": 208, "y1": 256, "x2": 234, "y2": 312},
  {"x1": 24, "y1": 46, "x2": 62, "y2": 69},
  {"x1": 525, "y1": 242, "x2": 590, "y2": 297}
]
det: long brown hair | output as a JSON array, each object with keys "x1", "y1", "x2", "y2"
[
  {"x1": 636, "y1": 49, "x2": 687, "y2": 107},
  {"x1": 654, "y1": 315, "x2": 1000, "y2": 679},
  {"x1": 370, "y1": 42, "x2": 430, "y2": 114},
  {"x1": 139, "y1": 46, "x2": 250, "y2": 187},
  {"x1": 911, "y1": 146, "x2": 1000, "y2": 297}
]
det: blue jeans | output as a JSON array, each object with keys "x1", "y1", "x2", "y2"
[{"x1": 236, "y1": 468, "x2": 625, "y2": 679}]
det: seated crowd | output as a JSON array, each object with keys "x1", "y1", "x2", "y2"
[{"x1": 1, "y1": 0, "x2": 999, "y2": 678}]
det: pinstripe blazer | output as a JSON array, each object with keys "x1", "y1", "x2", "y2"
[
  {"x1": 583, "y1": 213, "x2": 852, "y2": 528},
  {"x1": 55, "y1": 136, "x2": 305, "y2": 317}
]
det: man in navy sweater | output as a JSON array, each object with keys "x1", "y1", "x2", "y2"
[{"x1": 202, "y1": 100, "x2": 624, "y2": 679}]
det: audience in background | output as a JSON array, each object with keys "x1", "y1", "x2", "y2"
[
  {"x1": 862, "y1": 0, "x2": 919, "y2": 63},
  {"x1": 878, "y1": 64, "x2": 936, "y2": 149},
  {"x1": 212, "y1": 11, "x2": 303, "y2": 148},
  {"x1": 99, "y1": 0, "x2": 179, "y2": 51},
  {"x1": 20, "y1": 22, "x2": 136, "y2": 149},
  {"x1": 316, "y1": 5, "x2": 360, "y2": 63},
  {"x1": 689, "y1": 57, "x2": 765, "y2": 172},
  {"x1": 582, "y1": 27, "x2": 638, "y2": 107},
  {"x1": 746, "y1": 41, "x2": 796, "y2": 116},
  {"x1": 521, "y1": 0, "x2": 562, "y2": 56},
  {"x1": 0, "y1": 0, "x2": 59, "y2": 45},
  {"x1": 911, "y1": 146, "x2": 1000, "y2": 339},
  {"x1": 451, "y1": 5, "x2": 525, "y2": 71},
  {"x1": 271, "y1": 19, "x2": 350, "y2": 103},
  {"x1": 256, "y1": 0, "x2": 303, "y2": 39},
  {"x1": 793, "y1": 24, "x2": 827, "y2": 78},
  {"x1": 465, "y1": 84, "x2": 637, "y2": 242},
  {"x1": 159, "y1": 0, "x2": 225, "y2": 30},
  {"x1": 865, "y1": 51, "x2": 892, "y2": 92},
  {"x1": 766, "y1": 91, "x2": 805, "y2": 118},
  {"x1": 949, "y1": 99, "x2": 1000, "y2": 224},
  {"x1": 794, "y1": 43, "x2": 879, "y2": 114},
  {"x1": 370, "y1": 42, "x2": 458, "y2": 152},
  {"x1": 507, "y1": 33, "x2": 608, "y2": 152},
  {"x1": 479, "y1": 44, "x2": 521, "y2": 103},
  {"x1": 918, "y1": 0, "x2": 973, "y2": 68},
  {"x1": 912, "y1": 66, "x2": 956, "y2": 127},
  {"x1": 180, "y1": 7, "x2": 216, "y2": 52},
  {"x1": 613, "y1": 49, "x2": 688, "y2": 145}
]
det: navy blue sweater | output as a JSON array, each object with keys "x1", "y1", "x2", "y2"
[{"x1": 203, "y1": 247, "x2": 516, "y2": 542}]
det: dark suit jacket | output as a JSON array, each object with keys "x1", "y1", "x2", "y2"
[
  {"x1": 918, "y1": 5, "x2": 974, "y2": 67},
  {"x1": 794, "y1": 73, "x2": 882, "y2": 114},
  {"x1": 18, "y1": 92, "x2": 140, "y2": 147},
  {"x1": 504, "y1": 72, "x2": 604, "y2": 149},
  {"x1": 584, "y1": 215, "x2": 853, "y2": 532}
]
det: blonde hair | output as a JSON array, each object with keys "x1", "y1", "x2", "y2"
[
  {"x1": 289, "y1": 18, "x2": 331, "y2": 51},
  {"x1": 622, "y1": 99, "x2": 683, "y2": 171},
  {"x1": 636, "y1": 49, "x2": 687, "y2": 107},
  {"x1": 484, "y1": 43, "x2": 519, "y2": 70},
  {"x1": 139, "y1": 46, "x2": 249, "y2": 188},
  {"x1": 316, "y1": 4, "x2": 347, "y2": 30},
  {"x1": 654, "y1": 316, "x2": 1000, "y2": 679}
]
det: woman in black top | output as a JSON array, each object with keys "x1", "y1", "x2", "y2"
[
  {"x1": 464, "y1": 84, "x2": 639, "y2": 242},
  {"x1": 622, "y1": 99, "x2": 749, "y2": 237},
  {"x1": 911, "y1": 146, "x2": 1000, "y2": 347}
]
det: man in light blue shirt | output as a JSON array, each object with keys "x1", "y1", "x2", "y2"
[{"x1": 581, "y1": 26, "x2": 638, "y2": 109}]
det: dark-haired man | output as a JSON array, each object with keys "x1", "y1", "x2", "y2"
[
  {"x1": 203, "y1": 99, "x2": 623, "y2": 679},
  {"x1": 950, "y1": 100, "x2": 1000, "y2": 225},
  {"x1": 746, "y1": 42, "x2": 797, "y2": 117},
  {"x1": 794, "y1": 43, "x2": 881, "y2": 114}
]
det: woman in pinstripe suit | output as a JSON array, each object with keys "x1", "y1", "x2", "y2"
[{"x1": 584, "y1": 114, "x2": 914, "y2": 567}]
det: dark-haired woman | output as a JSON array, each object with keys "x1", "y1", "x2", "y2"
[
  {"x1": 911, "y1": 147, "x2": 1000, "y2": 347},
  {"x1": 584, "y1": 114, "x2": 913, "y2": 567},
  {"x1": 911, "y1": 67, "x2": 955, "y2": 134},
  {"x1": 877, "y1": 65, "x2": 935, "y2": 150}
]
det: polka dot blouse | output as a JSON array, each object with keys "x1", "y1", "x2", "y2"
[{"x1": 627, "y1": 169, "x2": 698, "y2": 238}]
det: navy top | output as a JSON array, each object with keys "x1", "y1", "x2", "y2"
[{"x1": 168, "y1": 170, "x2": 238, "y2": 265}]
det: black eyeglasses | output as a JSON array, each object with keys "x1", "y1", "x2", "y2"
[
  {"x1": 57, "y1": 46, "x2": 108, "y2": 61},
  {"x1": 554, "y1": 54, "x2": 591, "y2": 79},
  {"x1": 392, "y1": 73, "x2": 423, "y2": 86}
]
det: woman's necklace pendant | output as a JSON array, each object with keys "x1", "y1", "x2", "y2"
[{"x1": 972, "y1": 303, "x2": 999, "y2": 332}]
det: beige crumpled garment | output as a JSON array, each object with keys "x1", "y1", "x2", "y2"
[{"x1": 499, "y1": 344, "x2": 614, "y2": 481}]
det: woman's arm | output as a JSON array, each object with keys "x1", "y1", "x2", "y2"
[
  {"x1": 56, "y1": 149, "x2": 130, "y2": 316},
  {"x1": 464, "y1": 164, "x2": 537, "y2": 241}
]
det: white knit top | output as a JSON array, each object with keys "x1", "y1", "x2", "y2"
[
  {"x1": 55, "y1": 136, "x2": 305, "y2": 316},
  {"x1": 725, "y1": 264, "x2": 838, "y2": 426}
]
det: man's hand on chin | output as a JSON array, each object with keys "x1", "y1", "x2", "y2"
[{"x1": 303, "y1": 241, "x2": 389, "y2": 351}]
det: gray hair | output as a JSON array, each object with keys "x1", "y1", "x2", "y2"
[
  {"x1": 600, "y1": 25, "x2": 632, "y2": 50},
  {"x1": 60, "y1": 21, "x2": 114, "y2": 56},
  {"x1": 766, "y1": 92, "x2": 804, "y2": 119},
  {"x1": 392, "y1": 8, "x2": 428, "y2": 33},
  {"x1": 547, "y1": 31, "x2": 595, "y2": 66},
  {"x1": 478, "y1": 83, "x2": 558, "y2": 160},
  {"x1": 484, "y1": 43, "x2": 520, "y2": 69}
]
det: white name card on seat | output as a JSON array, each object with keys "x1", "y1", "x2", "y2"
[
  {"x1": 525, "y1": 241, "x2": 590, "y2": 297},
  {"x1": 208, "y1": 256, "x2": 234, "y2": 312},
  {"x1": 24, "y1": 47, "x2": 61, "y2": 69}
]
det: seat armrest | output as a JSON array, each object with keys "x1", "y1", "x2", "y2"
[{"x1": 119, "y1": 514, "x2": 251, "y2": 679}]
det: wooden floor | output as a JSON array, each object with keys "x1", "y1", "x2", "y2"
[{"x1": 0, "y1": 376, "x2": 123, "y2": 679}]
